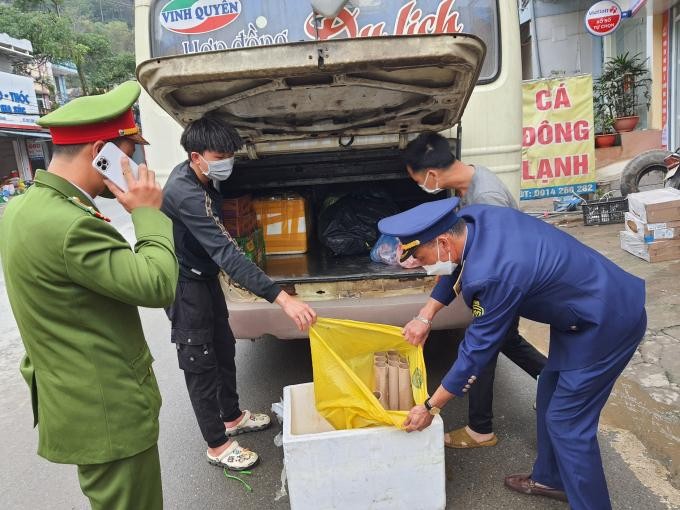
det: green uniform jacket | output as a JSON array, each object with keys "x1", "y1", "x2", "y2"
[{"x1": 0, "y1": 170, "x2": 179, "y2": 465}]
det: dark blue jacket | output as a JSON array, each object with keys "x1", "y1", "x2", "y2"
[{"x1": 440, "y1": 205, "x2": 645, "y2": 396}]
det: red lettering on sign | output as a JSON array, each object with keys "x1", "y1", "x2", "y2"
[
  {"x1": 535, "y1": 83, "x2": 572, "y2": 111},
  {"x1": 304, "y1": 7, "x2": 359, "y2": 39},
  {"x1": 553, "y1": 84, "x2": 572, "y2": 109},
  {"x1": 524, "y1": 155, "x2": 590, "y2": 182},
  {"x1": 536, "y1": 90, "x2": 551, "y2": 111},
  {"x1": 306, "y1": 0, "x2": 464, "y2": 41}
]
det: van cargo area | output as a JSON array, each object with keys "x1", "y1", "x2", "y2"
[
  {"x1": 137, "y1": 33, "x2": 484, "y2": 337},
  {"x1": 218, "y1": 146, "x2": 440, "y2": 287}
]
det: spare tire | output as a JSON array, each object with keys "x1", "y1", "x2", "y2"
[{"x1": 619, "y1": 149, "x2": 669, "y2": 197}]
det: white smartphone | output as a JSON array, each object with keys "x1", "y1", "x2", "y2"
[{"x1": 92, "y1": 142, "x2": 139, "y2": 192}]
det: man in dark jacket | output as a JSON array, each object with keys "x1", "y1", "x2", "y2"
[{"x1": 162, "y1": 115, "x2": 316, "y2": 471}]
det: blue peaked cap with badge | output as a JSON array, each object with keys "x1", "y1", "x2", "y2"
[{"x1": 378, "y1": 197, "x2": 461, "y2": 262}]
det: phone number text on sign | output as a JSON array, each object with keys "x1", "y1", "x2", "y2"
[{"x1": 520, "y1": 184, "x2": 597, "y2": 200}]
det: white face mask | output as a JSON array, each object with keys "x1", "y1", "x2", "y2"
[
  {"x1": 200, "y1": 155, "x2": 235, "y2": 181},
  {"x1": 422, "y1": 241, "x2": 457, "y2": 276},
  {"x1": 419, "y1": 173, "x2": 444, "y2": 194}
]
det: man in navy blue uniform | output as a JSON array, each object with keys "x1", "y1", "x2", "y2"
[{"x1": 378, "y1": 198, "x2": 647, "y2": 509}]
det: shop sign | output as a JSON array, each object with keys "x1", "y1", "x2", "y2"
[
  {"x1": 154, "y1": 0, "x2": 467, "y2": 56},
  {"x1": 521, "y1": 75, "x2": 597, "y2": 200},
  {"x1": 585, "y1": 1, "x2": 622, "y2": 37},
  {"x1": 160, "y1": 0, "x2": 242, "y2": 34},
  {"x1": 0, "y1": 71, "x2": 40, "y2": 128},
  {"x1": 26, "y1": 141, "x2": 44, "y2": 159}
]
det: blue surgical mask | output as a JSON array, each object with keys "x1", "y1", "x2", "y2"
[
  {"x1": 419, "y1": 173, "x2": 443, "y2": 194},
  {"x1": 200, "y1": 155, "x2": 235, "y2": 181}
]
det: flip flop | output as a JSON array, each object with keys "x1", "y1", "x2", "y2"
[
  {"x1": 444, "y1": 426, "x2": 499, "y2": 449},
  {"x1": 225, "y1": 410, "x2": 271, "y2": 437}
]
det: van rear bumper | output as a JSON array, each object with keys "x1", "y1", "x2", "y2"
[{"x1": 227, "y1": 294, "x2": 472, "y2": 340}]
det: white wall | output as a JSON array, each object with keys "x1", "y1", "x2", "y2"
[
  {"x1": 534, "y1": 10, "x2": 599, "y2": 77},
  {"x1": 0, "y1": 55, "x2": 13, "y2": 74}
]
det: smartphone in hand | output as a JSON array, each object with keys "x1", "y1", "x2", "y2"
[{"x1": 92, "y1": 142, "x2": 139, "y2": 192}]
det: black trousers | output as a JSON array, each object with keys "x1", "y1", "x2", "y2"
[
  {"x1": 468, "y1": 316, "x2": 547, "y2": 434},
  {"x1": 166, "y1": 277, "x2": 241, "y2": 448}
]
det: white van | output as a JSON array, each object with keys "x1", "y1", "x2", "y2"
[{"x1": 134, "y1": 0, "x2": 522, "y2": 339}]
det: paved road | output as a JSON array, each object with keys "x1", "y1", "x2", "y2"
[{"x1": 0, "y1": 200, "x2": 673, "y2": 509}]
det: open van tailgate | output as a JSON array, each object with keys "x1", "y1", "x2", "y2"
[{"x1": 137, "y1": 34, "x2": 485, "y2": 149}]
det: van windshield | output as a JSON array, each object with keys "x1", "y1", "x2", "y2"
[{"x1": 150, "y1": 0, "x2": 500, "y2": 81}]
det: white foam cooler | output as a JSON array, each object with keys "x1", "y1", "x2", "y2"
[{"x1": 282, "y1": 383, "x2": 445, "y2": 510}]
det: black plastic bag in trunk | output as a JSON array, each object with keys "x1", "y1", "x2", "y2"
[{"x1": 318, "y1": 190, "x2": 400, "y2": 256}]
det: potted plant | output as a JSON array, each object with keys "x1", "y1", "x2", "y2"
[
  {"x1": 594, "y1": 114, "x2": 617, "y2": 148},
  {"x1": 593, "y1": 80, "x2": 617, "y2": 148},
  {"x1": 595, "y1": 52, "x2": 652, "y2": 132}
]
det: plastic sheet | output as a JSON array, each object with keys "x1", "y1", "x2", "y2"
[
  {"x1": 370, "y1": 234, "x2": 400, "y2": 265},
  {"x1": 318, "y1": 190, "x2": 399, "y2": 256}
]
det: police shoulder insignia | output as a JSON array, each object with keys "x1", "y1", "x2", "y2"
[
  {"x1": 67, "y1": 197, "x2": 111, "y2": 222},
  {"x1": 472, "y1": 299, "x2": 485, "y2": 318}
]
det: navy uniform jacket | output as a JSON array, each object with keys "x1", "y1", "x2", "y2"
[{"x1": 440, "y1": 205, "x2": 645, "y2": 397}]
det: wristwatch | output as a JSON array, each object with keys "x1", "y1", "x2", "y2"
[{"x1": 424, "y1": 397, "x2": 441, "y2": 416}]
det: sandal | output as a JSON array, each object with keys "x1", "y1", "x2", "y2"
[
  {"x1": 225, "y1": 410, "x2": 271, "y2": 437},
  {"x1": 206, "y1": 441, "x2": 259, "y2": 471},
  {"x1": 444, "y1": 426, "x2": 498, "y2": 449}
]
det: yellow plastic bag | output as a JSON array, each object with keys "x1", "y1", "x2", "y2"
[{"x1": 310, "y1": 317, "x2": 428, "y2": 430}]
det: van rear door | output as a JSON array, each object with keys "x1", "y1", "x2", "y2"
[{"x1": 137, "y1": 33, "x2": 485, "y2": 153}]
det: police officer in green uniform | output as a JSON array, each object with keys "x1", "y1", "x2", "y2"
[{"x1": 0, "y1": 82, "x2": 178, "y2": 510}]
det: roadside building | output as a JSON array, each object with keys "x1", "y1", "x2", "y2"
[{"x1": 0, "y1": 33, "x2": 51, "y2": 182}]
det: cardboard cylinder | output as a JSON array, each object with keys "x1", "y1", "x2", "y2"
[
  {"x1": 388, "y1": 360, "x2": 399, "y2": 411},
  {"x1": 373, "y1": 361, "x2": 389, "y2": 409},
  {"x1": 398, "y1": 362, "x2": 415, "y2": 410}
]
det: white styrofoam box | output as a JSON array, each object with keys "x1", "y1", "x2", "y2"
[
  {"x1": 627, "y1": 188, "x2": 680, "y2": 223},
  {"x1": 282, "y1": 383, "x2": 445, "y2": 510}
]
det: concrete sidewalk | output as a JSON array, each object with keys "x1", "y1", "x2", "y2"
[{"x1": 518, "y1": 217, "x2": 680, "y2": 489}]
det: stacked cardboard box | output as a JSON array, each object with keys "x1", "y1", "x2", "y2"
[
  {"x1": 222, "y1": 195, "x2": 257, "y2": 237},
  {"x1": 621, "y1": 188, "x2": 680, "y2": 263},
  {"x1": 253, "y1": 194, "x2": 309, "y2": 255}
]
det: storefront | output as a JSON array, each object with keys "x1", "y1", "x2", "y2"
[
  {"x1": 671, "y1": 6, "x2": 680, "y2": 149},
  {"x1": 0, "y1": 70, "x2": 51, "y2": 183}
]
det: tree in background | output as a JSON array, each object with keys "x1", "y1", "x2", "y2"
[{"x1": 0, "y1": 0, "x2": 135, "y2": 99}]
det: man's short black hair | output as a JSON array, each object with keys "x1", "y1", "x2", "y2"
[
  {"x1": 402, "y1": 131, "x2": 456, "y2": 172},
  {"x1": 180, "y1": 115, "x2": 243, "y2": 156}
]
